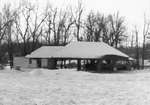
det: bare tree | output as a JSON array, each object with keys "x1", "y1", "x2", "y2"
[
  {"x1": 15, "y1": 1, "x2": 47, "y2": 54},
  {"x1": 15, "y1": 2, "x2": 33, "y2": 55},
  {"x1": 43, "y1": 4, "x2": 53, "y2": 45},
  {"x1": 84, "y1": 12, "x2": 126, "y2": 47},
  {"x1": 107, "y1": 12, "x2": 126, "y2": 47},
  {"x1": 51, "y1": 8, "x2": 59, "y2": 45},
  {"x1": 84, "y1": 11, "x2": 96, "y2": 41},
  {"x1": 2, "y1": 4, "x2": 18, "y2": 68},
  {"x1": 134, "y1": 26, "x2": 140, "y2": 69},
  {"x1": 0, "y1": 13, "x2": 8, "y2": 44},
  {"x1": 74, "y1": 1, "x2": 83, "y2": 41},
  {"x1": 130, "y1": 32, "x2": 134, "y2": 48},
  {"x1": 62, "y1": 10, "x2": 75, "y2": 44},
  {"x1": 29, "y1": 5, "x2": 47, "y2": 50},
  {"x1": 142, "y1": 15, "x2": 150, "y2": 69},
  {"x1": 94, "y1": 13, "x2": 106, "y2": 42},
  {"x1": 46, "y1": 7, "x2": 75, "y2": 45}
]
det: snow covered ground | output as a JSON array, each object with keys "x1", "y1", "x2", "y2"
[{"x1": 0, "y1": 68, "x2": 150, "y2": 105}]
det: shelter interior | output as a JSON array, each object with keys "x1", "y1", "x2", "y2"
[{"x1": 28, "y1": 55, "x2": 133, "y2": 72}]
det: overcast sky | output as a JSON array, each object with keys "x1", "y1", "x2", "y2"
[{"x1": 1, "y1": 0, "x2": 150, "y2": 41}]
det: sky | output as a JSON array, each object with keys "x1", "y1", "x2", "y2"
[{"x1": 0, "y1": 0, "x2": 150, "y2": 42}]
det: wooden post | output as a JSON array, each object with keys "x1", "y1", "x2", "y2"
[
  {"x1": 60, "y1": 59, "x2": 63, "y2": 69},
  {"x1": 83, "y1": 60, "x2": 86, "y2": 71},
  {"x1": 112, "y1": 60, "x2": 117, "y2": 71},
  {"x1": 77, "y1": 59, "x2": 81, "y2": 71},
  {"x1": 64, "y1": 60, "x2": 66, "y2": 68},
  {"x1": 96, "y1": 59, "x2": 102, "y2": 72}
]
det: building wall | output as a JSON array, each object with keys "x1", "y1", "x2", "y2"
[
  {"x1": 13, "y1": 57, "x2": 37, "y2": 69},
  {"x1": 13, "y1": 57, "x2": 56, "y2": 69},
  {"x1": 13, "y1": 57, "x2": 29, "y2": 68},
  {"x1": 28, "y1": 59, "x2": 37, "y2": 68}
]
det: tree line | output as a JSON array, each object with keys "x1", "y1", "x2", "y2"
[{"x1": 0, "y1": 1, "x2": 141, "y2": 67}]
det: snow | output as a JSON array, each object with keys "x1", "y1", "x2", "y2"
[
  {"x1": 0, "y1": 68, "x2": 150, "y2": 105},
  {"x1": 55, "y1": 42, "x2": 129, "y2": 59}
]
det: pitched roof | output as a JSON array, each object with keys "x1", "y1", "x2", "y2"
[
  {"x1": 26, "y1": 42, "x2": 130, "y2": 59},
  {"x1": 26, "y1": 46, "x2": 63, "y2": 58},
  {"x1": 55, "y1": 42, "x2": 129, "y2": 59}
]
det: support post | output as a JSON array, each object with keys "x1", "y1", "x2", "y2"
[
  {"x1": 96, "y1": 59, "x2": 102, "y2": 72},
  {"x1": 60, "y1": 59, "x2": 63, "y2": 69},
  {"x1": 77, "y1": 59, "x2": 81, "y2": 71}
]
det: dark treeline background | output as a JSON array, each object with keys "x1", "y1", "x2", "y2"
[{"x1": 0, "y1": 0, "x2": 149, "y2": 68}]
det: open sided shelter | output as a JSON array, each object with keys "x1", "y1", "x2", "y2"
[
  {"x1": 25, "y1": 42, "x2": 131, "y2": 71},
  {"x1": 54, "y1": 42, "x2": 130, "y2": 71}
]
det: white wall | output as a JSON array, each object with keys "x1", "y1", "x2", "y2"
[
  {"x1": 41, "y1": 59, "x2": 48, "y2": 68},
  {"x1": 13, "y1": 57, "x2": 37, "y2": 69}
]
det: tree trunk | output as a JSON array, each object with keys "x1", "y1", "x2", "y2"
[{"x1": 142, "y1": 36, "x2": 145, "y2": 69}]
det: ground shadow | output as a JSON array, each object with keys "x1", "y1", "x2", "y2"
[{"x1": 83, "y1": 69, "x2": 134, "y2": 74}]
